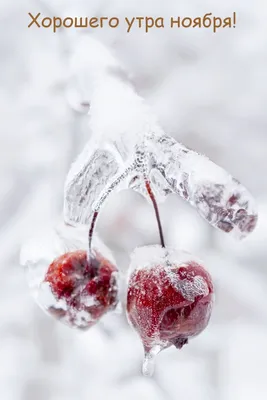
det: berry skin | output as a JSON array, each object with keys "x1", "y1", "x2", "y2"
[
  {"x1": 42, "y1": 250, "x2": 118, "y2": 329},
  {"x1": 127, "y1": 246, "x2": 214, "y2": 355}
]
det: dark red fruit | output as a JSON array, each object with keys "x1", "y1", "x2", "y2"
[
  {"x1": 127, "y1": 247, "x2": 214, "y2": 353},
  {"x1": 44, "y1": 250, "x2": 118, "y2": 329}
]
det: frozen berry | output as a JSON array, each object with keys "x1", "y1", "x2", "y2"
[
  {"x1": 42, "y1": 249, "x2": 118, "y2": 329},
  {"x1": 127, "y1": 245, "x2": 214, "y2": 375}
]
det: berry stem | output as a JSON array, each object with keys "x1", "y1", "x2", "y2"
[
  {"x1": 88, "y1": 211, "x2": 99, "y2": 254},
  {"x1": 145, "y1": 180, "x2": 165, "y2": 248}
]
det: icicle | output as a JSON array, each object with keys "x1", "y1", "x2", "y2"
[{"x1": 142, "y1": 345, "x2": 162, "y2": 377}]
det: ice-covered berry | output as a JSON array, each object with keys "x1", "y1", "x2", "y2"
[
  {"x1": 126, "y1": 245, "x2": 214, "y2": 376},
  {"x1": 20, "y1": 223, "x2": 119, "y2": 329},
  {"x1": 43, "y1": 249, "x2": 118, "y2": 329}
]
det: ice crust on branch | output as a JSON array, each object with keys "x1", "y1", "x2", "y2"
[
  {"x1": 64, "y1": 36, "x2": 257, "y2": 239},
  {"x1": 145, "y1": 132, "x2": 258, "y2": 239}
]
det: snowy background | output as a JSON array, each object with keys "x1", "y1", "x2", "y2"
[{"x1": 1, "y1": 0, "x2": 267, "y2": 399}]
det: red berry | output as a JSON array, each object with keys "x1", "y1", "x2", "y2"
[
  {"x1": 127, "y1": 246, "x2": 214, "y2": 373},
  {"x1": 42, "y1": 249, "x2": 118, "y2": 329}
]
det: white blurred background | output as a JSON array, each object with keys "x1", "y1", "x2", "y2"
[{"x1": 1, "y1": 1, "x2": 267, "y2": 399}]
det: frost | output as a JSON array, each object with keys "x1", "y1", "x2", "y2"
[
  {"x1": 169, "y1": 274, "x2": 209, "y2": 302},
  {"x1": 63, "y1": 36, "x2": 258, "y2": 240}
]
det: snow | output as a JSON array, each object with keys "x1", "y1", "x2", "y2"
[
  {"x1": 1, "y1": 0, "x2": 267, "y2": 399},
  {"x1": 64, "y1": 37, "x2": 258, "y2": 241},
  {"x1": 128, "y1": 244, "x2": 203, "y2": 275}
]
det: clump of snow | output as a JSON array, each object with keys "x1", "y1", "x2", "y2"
[{"x1": 128, "y1": 244, "x2": 204, "y2": 276}]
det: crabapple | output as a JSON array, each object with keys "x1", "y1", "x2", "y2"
[
  {"x1": 43, "y1": 249, "x2": 118, "y2": 329},
  {"x1": 20, "y1": 223, "x2": 119, "y2": 330},
  {"x1": 127, "y1": 245, "x2": 214, "y2": 375}
]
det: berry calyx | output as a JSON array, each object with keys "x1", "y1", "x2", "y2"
[
  {"x1": 42, "y1": 249, "x2": 118, "y2": 329},
  {"x1": 126, "y1": 245, "x2": 214, "y2": 375}
]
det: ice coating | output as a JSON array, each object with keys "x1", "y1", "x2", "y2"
[
  {"x1": 142, "y1": 132, "x2": 258, "y2": 239},
  {"x1": 64, "y1": 141, "x2": 121, "y2": 226},
  {"x1": 128, "y1": 245, "x2": 204, "y2": 272},
  {"x1": 43, "y1": 250, "x2": 118, "y2": 330},
  {"x1": 168, "y1": 273, "x2": 209, "y2": 302},
  {"x1": 142, "y1": 345, "x2": 162, "y2": 377},
  {"x1": 127, "y1": 245, "x2": 214, "y2": 376},
  {"x1": 20, "y1": 223, "x2": 118, "y2": 329},
  {"x1": 64, "y1": 37, "x2": 257, "y2": 239},
  {"x1": 64, "y1": 36, "x2": 160, "y2": 227}
]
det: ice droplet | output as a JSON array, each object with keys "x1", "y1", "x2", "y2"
[{"x1": 142, "y1": 345, "x2": 162, "y2": 377}]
